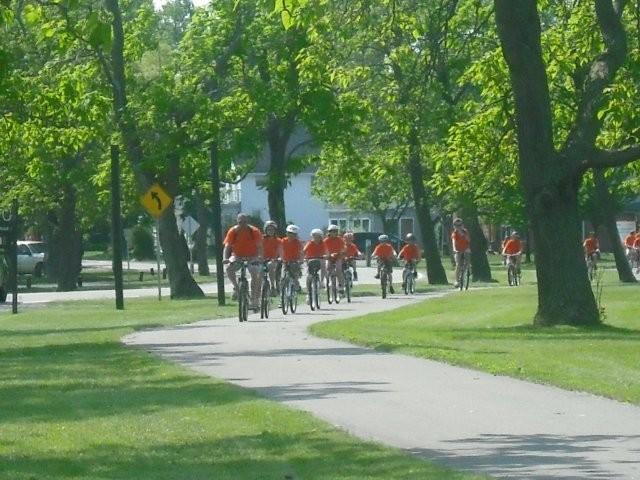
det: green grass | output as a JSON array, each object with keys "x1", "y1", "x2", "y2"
[
  {"x1": 312, "y1": 275, "x2": 640, "y2": 405},
  {"x1": 0, "y1": 298, "x2": 485, "y2": 480}
]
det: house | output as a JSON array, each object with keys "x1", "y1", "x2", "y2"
[{"x1": 222, "y1": 127, "x2": 423, "y2": 242}]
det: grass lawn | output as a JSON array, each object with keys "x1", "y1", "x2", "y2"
[
  {"x1": 312, "y1": 271, "x2": 640, "y2": 405},
  {"x1": 0, "y1": 298, "x2": 485, "y2": 480}
]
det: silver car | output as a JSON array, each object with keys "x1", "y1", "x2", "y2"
[{"x1": 18, "y1": 241, "x2": 47, "y2": 277}]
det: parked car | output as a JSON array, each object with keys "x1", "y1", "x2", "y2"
[
  {"x1": 352, "y1": 232, "x2": 403, "y2": 256},
  {"x1": 17, "y1": 241, "x2": 47, "y2": 277}
]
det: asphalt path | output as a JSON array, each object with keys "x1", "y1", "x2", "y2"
[{"x1": 123, "y1": 292, "x2": 640, "y2": 479}]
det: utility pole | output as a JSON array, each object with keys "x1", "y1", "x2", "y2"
[
  {"x1": 10, "y1": 200, "x2": 18, "y2": 314},
  {"x1": 210, "y1": 142, "x2": 226, "y2": 306},
  {"x1": 111, "y1": 145, "x2": 125, "y2": 310}
]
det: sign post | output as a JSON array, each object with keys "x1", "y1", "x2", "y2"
[
  {"x1": 182, "y1": 216, "x2": 200, "y2": 275},
  {"x1": 153, "y1": 223, "x2": 162, "y2": 301},
  {"x1": 140, "y1": 183, "x2": 172, "y2": 301},
  {"x1": 210, "y1": 142, "x2": 226, "y2": 306}
]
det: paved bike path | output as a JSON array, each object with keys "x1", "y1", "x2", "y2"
[{"x1": 123, "y1": 293, "x2": 640, "y2": 479}]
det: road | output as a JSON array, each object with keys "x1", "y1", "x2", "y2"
[
  {"x1": 0, "y1": 264, "x2": 404, "y2": 308},
  {"x1": 124, "y1": 293, "x2": 640, "y2": 480}
]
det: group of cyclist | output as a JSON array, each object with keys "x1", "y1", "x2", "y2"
[
  {"x1": 223, "y1": 213, "x2": 637, "y2": 309},
  {"x1": 223, "y1": 213, "x2": 422, "y2": 310}
]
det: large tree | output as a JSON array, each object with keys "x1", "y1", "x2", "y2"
[{"x1": 494, "y1": 0, "x2": 640, "y2": 325}]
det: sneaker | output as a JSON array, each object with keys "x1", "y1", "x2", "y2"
[
  {"x1": 389, "y1": 285, "x2": 395, "y2": 294},
  {"x1": 374, "y1": 273, "x2": 380, "y2": 279},
  {"x1": 353, "y1": 271, "x2": 358, "y2": 281}
]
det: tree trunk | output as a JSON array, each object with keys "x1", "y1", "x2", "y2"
[
  {"x1": 530, "y1": 186, "x2": 599, "y2": 326},
  {"x1": 462, "y1": 202, "x2": 493, "y2": 282},
  {"x1": 495, "y1": 0, "x2": 600, "y2": 326},
  {"x1": 407, "y1": 130, "x2": 448, "y2": 284},
  {"x1": 194, "y1": 190, "x2": 210, "y2": 276},
  {"x1": 266, "y1": 119, "x2": 290, "y2": 232},
  {"x1": 157, "y1": 210, "x2": 203, "y2": 298},
  {"x1": 54, "y1": 183, "x2": 82, "y2": 291},
  {"x1": 105, "y1": 0, "x2": 202, "y2": 299},
  {"x1": 594, "y1": 170, "x2": 636, "y2": 282},
  {"x1": 158, "y1": 154, "x2": 204, "y2": 298}
]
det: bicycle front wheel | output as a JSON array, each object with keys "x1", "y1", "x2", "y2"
[
  {"x1": 313, "y1": 277, "x2": 320, "y2": 309},
  {"x1": 261, "y1": 281, "x2": 270, "y2": 319},
  {"x1": 281, "y1": 278, "x2": 289, "y2": 315},
  {"x1": 239, "y1": 280, "x2": 249, "y2": 322}
]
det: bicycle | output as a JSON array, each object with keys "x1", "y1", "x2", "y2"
[
  {"x1": 342, "y1": 258, "x2": 355, "y2": 303},
  {"x1": 402, "y1": 260, "x2": 417, "y2": 295},
  {"x1": 260, "y1": 261, "x2": 271, "y2": 319},
  {"x1": 306, "y1": 258, "x2": 322, "y2": 311},
  {"x1": 456, "y1": 251, "x2": 471, "y2": 291},
  {"x1": 235, "y1": 260, "x2": 253, "y2": 322},
  {"x1": 506, "y1": 254, "x2": 520, "y2": 286},
  {"x1": 326, "y1": 257, "x2": 341, "y2": 304},
  {"x1": 280, "y1": 261, "x2": 300, "y2": 315},
  {"x1": 379, "y1": 260, "x2": 393, "y2": 299}
]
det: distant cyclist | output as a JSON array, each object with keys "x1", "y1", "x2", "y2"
[
  {"x1": 304, "y1": 228, "x2": 328, "y2": 284},
  {"x1": 451, "y1": 218, "x2": 470, "y2": 288},
  {"x1": 262, "y1": 220, "x2": 282, "y2": 296},
  {"x1": 399, "y1": 233, "x2": 421, "y2": 289},
  {"x1": 373, "y1": 234, "x2": 397, "y2": 294},
  {"x1": 343, "y1": 231, "x2": 363, "y2": 281},
  {"x1": 583, "y1": 231, "x2": 600, "y2": 266},
  {"x1": 280, "y1": 224, "x2": 304, "y2": 292},
  {"x1": 324, "y1": 224, "x2": 346, "y2": 293},
  {"x1": 501, "y1": 231, "x2": 522, "y2": 273},
  {"x1": 624, "y1": 230, "x2": 637, "y2": 267},
  {"x1": 223, "y1": 213, "x2": 263, "y2": 308}
]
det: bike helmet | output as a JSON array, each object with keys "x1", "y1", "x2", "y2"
[
  {"x1": 327, "y1": 224, "x2": 339, "y2": 232},
  {"x1": 453, "y1": 218, "x2": 463, "y2": 226},
  {"x1": 405, "y1": 233, "x2": 415, "y2": 241},
  {"x1": 511, "y1": 231, "x2": 519, "y2": 237},
  {"x1": 264, "y1": 220, "x2": 277, "y2": 232},
  {"x1": 311, "y1": 228, "x2": 323, "y2": 237},
  {"x1": 286, "y1": 224, "x2": 299, "y2": 234},
  {"x1": 378, "y1": 234, "x2": 389, "y2": 242},
  {"x1": 343, "y1": 231, "x2": 354, "y2": 240}
]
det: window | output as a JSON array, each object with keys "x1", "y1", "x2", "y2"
[
  {"x1": 399, "y1": 218, "x2": 414, "y2": 238},
  {"x1": 255, "y1": 175, "x2": 269, "y2": 188},
  {"x1": 329, "y1": 218, "x2": 371, "y2": 232}
]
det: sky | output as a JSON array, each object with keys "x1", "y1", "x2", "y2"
[{"x1": 153, "y1": 0, "x2": 209, "y2": 9}]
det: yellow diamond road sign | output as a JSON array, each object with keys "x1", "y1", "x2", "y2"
[{"x1": 141, "y1": 184, "x2": 173, "y2": 218}]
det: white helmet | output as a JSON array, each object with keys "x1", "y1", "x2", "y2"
[
  {"x1": 327, "y1": 224, "x2": 339, "y2": 232},
  {"x1": 311, "y1": 228, "x2": 323, "y2": 237},
  {"x1": 286, "y1": 224, "x2": 299, "y2": 234},
  {"x1": 378, "y1": 234, "x2": 389, "y2": 242},
  {"x1": 264, "y1": 220, "x2": 277, "y2": 232}
]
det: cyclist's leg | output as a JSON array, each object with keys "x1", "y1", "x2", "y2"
[
  {"x1": 268, "y1": 260, "x2": 278, "y2": 295},
  {"x1": 388, "y1": 262, "x2": 395, "y2": 293},
  {"x1": 249, "y1": 263, "x2": 261, "y2": 307},
  {"x1": 516, "y1": 254, "x2": 522, "y2": 273},
  {"x1": 320, "y1": 260, "x2": 327, "y2": 285},
  {"x1": 454, "y1": 252, "x2": 463, "y2": 285},
  {"x1": 336, "y1": 259, "x2": 344, "y2": 289},
  {"x1": 226, "y1": 262, "x2": 239, "y2": 297}
]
